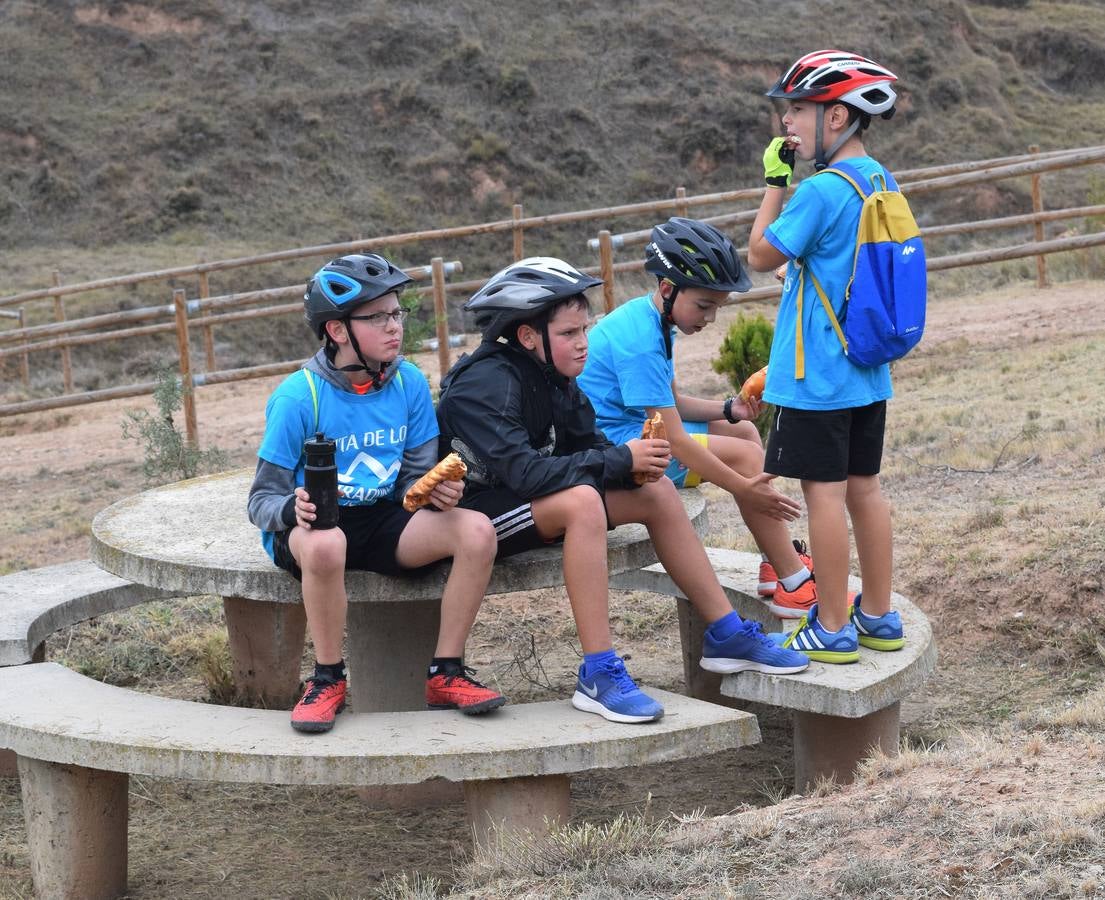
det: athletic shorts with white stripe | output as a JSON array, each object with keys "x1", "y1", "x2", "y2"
[{"x1": 462, "y1": 486, "x2": 613, "y2": 559}]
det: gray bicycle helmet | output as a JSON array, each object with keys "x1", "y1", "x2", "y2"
[
  {"x1": 465, "y1": 257, "x2": 602, "y2": 344},
  {"x1": 304, "y1": 253, "x2": 412, "y2": 339}
]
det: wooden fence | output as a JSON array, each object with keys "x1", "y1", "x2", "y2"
[{"x1": 2, "y1": 144, "x2": 1105, "y2": 439}]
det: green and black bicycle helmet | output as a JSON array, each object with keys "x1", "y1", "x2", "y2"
[
  {"x1": 644, "y1": 218, "x2": 751, "y2": 357},
  {"x1": 303, "y1": 253, "x2": 413, "y2": 385}
]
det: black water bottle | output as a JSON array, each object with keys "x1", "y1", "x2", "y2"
[{"x1": 303, "y1": 432, "x2": 340, "y2": 530}]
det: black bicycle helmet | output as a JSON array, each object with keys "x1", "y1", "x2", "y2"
[
  {"x1": 644, "y1": 218, "x2": 752, "y2": 294},
  {"x1": 304, "y1": 253, "x2": 412, "y2": 339},
  {"x1": 644, "y1": 218, "x2": 751, "y2": 358},
  {"x1": 465, "y1": 257, "x2": 602, "y2": 344}
]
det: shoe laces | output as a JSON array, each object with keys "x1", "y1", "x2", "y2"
[
  {"x1": 435, "y1": 665, "x2": 486, "y2": 688},
  {"x1": 596, "y1": 658, "x2": 638, "y2": 695},
  {"x1": 736, "y1": 618, "x2": 774, "y2": 646},
  {"x1": 300, "y1": 676, "x2": 341, "y2": 705},
  {"x1": 779, "y1": 617, "x2": 809, "y2": 649}
]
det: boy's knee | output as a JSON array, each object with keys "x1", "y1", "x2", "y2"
[
  {"x1": 564, "y1": 485, "x2": 607, "y2": 528},
  {"x1": 296, "y1": 527, "x2": 347, "y2": 575},
  {"x1": 453, "y1": 509, "x2": 498, "y2": 564}
]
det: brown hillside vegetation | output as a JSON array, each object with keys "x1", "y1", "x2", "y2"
[{"x1": 1, "y1": 276, "x2": 1103, "y2": 898}]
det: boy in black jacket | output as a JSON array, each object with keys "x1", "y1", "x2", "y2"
[{"x1": 436, "y1": 258, "x2": 808, "y2": 724}]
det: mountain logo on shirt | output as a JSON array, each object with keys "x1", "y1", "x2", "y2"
[{"x1": 338, "y1": 452, "x2": 401, "y2": 484}]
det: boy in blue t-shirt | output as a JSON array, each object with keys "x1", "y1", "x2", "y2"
[
  {"x1": 247, "y1": 253, "x2": 505, "y2": 733},
  {"x1": 747, "y1": 50, "x2": 911, "y2": 663},
  {"x1": 578, "y1": 218, "x2": 819, "y2": 619}
]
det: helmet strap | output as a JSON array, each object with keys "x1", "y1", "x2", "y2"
[
  {"x1": 660, "y1": 280, "x2": 678, "y2": 360},
  {"x1": 814, "y1": 105, "x2": 861, "y2": 171},
  {"x1": 335, "y1": 318, "x2": 387, "y2": 388}
]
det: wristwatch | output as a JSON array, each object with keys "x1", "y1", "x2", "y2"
[{"x1": 722, "y1": 397, "x2": 740, "y2": 424}]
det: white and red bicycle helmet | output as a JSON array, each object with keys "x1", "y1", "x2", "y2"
[
  {"x1": 767, "y1": 50, "x2": 898, "y2": 116},
  {"x1": 766, "y1": 50, "x2": 898, "y2": 169}
]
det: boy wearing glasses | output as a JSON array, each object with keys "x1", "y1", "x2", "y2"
[{"x1": 248, "y1": 253, "x2": 505, "y2": 733}]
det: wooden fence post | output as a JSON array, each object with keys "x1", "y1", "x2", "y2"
[
  {"x1": 431, "y1": 257, "x2": 451, "y2": 378},
  {"x1": 675, "y1": 186, "x2": 688, "y2": 218},
  {"x1": 198, "y1": 265, "x2": 216, "y2": 370},
  {"x1": 1029, "y1": 146, "x2": 1050, "y2": 288},
  {"x1": 512, "y1": 204, "x2": 524, "y2": 261},
  {"x1": 172, "y1": 289, "x2": 199, "y2": 448},
  {"x1": 51, "y1": 272, "x2": 73, "y2": 393},
  {"x1": 598, "y1": 230, "x2": 615, "y2": 313},
  {"x1": 17, "y1": 308, "x2": 29, "y2": 388}
]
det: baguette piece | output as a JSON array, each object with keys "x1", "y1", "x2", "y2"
[
  {"x1": 739, "y1": 366, "x2": 768, "y2": 403},
  {"x1": 633, "y1": 412, "x2": 668, "y2": 485},
  {"x1": 402, "y1": 452, "x2": 467, "y2": 512}
]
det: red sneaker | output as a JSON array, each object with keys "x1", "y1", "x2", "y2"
[
  {"x1": 426, "y1": 666, "x2": 506, "y2": 715},
  {"x1": 758, "y1": 540, "x2": 814, "y2": 597},
  {"x1": 290, "y1": 677, "x2": 347, "y2": 733},
  {"x1": 768, "y1": 574, "x2": 818, "y2": 619}
]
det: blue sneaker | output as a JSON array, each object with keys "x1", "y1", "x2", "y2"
[
  {"x1": 700, "y1": 618, "x2": 809, "y2": 675},
  {"x1": 850, "y1": 593, "x2": 905, "y2": 651},
  {"x1": 571, "y1": 657, "x2": 664, "y2": 723},
  {"x1": 768, "y1": 603, "x2": 860, "y2": 664}
]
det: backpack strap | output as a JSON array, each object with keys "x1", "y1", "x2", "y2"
[
  {"x1": 302, "y1": 368, "x2": 320, "y2": 433},
  {"x1": 795, "y1": 265, "x2": 847, "y2": 380}
]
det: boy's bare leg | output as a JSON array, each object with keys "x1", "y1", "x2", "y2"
[
  {"x1": 605, "y1": 480, "x2": 732, "y2": 623},
  {"x1": 530, "y1": 485, "x2": 613, "y2": 654},
  {"x1": 846, "y1": 474, "x2": 893, "y2": 616},
  {"x1": 707, "y1": 417, "x2": 764, "y2": 448},
  {"x1": 395, "y1": 508, "x2": 498, "y2": 657},
  {"x1": 802, "y1": 480, "x2": 851, "y2": 631},
  {"x1": 704, "y1": 431, "x2": 807, "y2": 577},
  {"x1": 289, "y1": 526, "x2": 348, "y2": 664}
]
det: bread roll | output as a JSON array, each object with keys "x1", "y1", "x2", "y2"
[
  {"x1": 402, "y1": 452, "x2": 467, "y2": 512},
  {"x1": 739, "y1": 366, "x2": 768, "y2": 403},
  {"x1": 633, "y1": 412, "x2": 668, "y2": 485}
]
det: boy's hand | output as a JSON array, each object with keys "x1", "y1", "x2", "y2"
[
  {"x1": 428, "y1": 478, "x2": 464, "y2": 511},
  {"x1": 628, "y1": 437, "x2": 671, "y2": 483},
  {"x1": 293, "y1": 486, "x2": 316, "y2": 529},
  {"x1": 763, "y1": 136, "x2": 797, "y2": 188},
  {"x1": 736, "y1": 473, "x2": 801, "y2": 521}
]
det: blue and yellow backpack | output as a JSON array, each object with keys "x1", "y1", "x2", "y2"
[{"x1": 796, "y1": 161, "x2": 926, "y2": 377}]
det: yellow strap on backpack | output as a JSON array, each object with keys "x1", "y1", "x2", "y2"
[{"x1": 795, "y1": 264, "x2": 847, "y2": 380}]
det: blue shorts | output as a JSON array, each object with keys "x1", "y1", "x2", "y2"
[{"x1": 665, "y1": 420, "x2": 709, "y2": 488}]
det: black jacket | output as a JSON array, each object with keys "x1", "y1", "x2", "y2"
[{"x1": 436, "y1": 341, "x2": 636, "y2": 499}]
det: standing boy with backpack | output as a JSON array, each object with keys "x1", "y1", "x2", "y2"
[
  {"x1": 437, "y1": 257, "x2": 809, "y2": 724},
  {"x1": 747, "y1": 50, "x2": 922, "y2": 662}
]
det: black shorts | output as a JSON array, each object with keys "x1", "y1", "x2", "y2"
[
  {"x1": 272, "y1": 500, "x2": 416, "y2": 580},
  {"x1": 462, "y1": 486, "x2": 613, "y2": 560},
  {"x1": 764, "y1": 401, "x2": 886, "y2": 482}
]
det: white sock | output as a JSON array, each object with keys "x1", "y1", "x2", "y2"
[{"x1": 780, "y1": 567, "x2": 811, "y2": 592}]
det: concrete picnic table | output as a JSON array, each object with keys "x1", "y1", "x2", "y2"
[{"x1": 90, "y1": 469, "x2": 707, "y2": 713}]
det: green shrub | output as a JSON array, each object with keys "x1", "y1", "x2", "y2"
[
  {"x1": 399, "y1": 286, "x2": 436, "y2": 356},
  {"x1": 121, "y1": 368, "x2": 228, "y2": 482},
  {"x1": 712, "y1": 312, "x2": 774, "y2": 438}
]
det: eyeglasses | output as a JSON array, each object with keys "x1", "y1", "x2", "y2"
[{"x1": 348, "y1": 309, "x2": 408, "y2": 328}]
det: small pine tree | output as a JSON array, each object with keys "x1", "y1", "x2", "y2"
[
  {"x1": 712, "y1": 313, "x2": 774, "y2": 438},
  {"x1": 121, "y1": 368, "x2": 228, "y2": 482}
]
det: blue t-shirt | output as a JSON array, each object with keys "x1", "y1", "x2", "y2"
[
  {"x1": 577, "y1": 295, "x2": 675, "y2": 445},
  {"x1": 764, "y1": 155, "x2": 893, "y2": 410},
  {"x1": 256, "y1": 361, "x2": 438, "y2": 556}
]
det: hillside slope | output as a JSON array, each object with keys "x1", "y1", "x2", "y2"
[{"x1": 2, "y1": 0, "x2": 1103, "y2": 259}]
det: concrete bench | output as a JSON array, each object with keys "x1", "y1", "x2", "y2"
[
  {"x1": 90, "y1": 469, "x2": 707, "y2": 712},
  {"x1": 0, "y1": 662, "x2": 758, "y2": 900},
  {"x1": 0, "y1": 560, "x2": 172, "y2": 776},
  {"x1": 611, "y1": 547, "x2": 937, "y2": 791}
]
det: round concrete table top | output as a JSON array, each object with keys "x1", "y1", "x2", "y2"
[{"x1": 91, "y1": 469, "x2": 707, "y2": 604}]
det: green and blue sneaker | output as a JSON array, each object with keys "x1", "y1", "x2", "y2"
[
  {"x1": 768, "y1": 603, "x2": 860, "y2": 664},
  {"x1": 850, "y1": 593, "x2": 905, "y2": 651}
]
